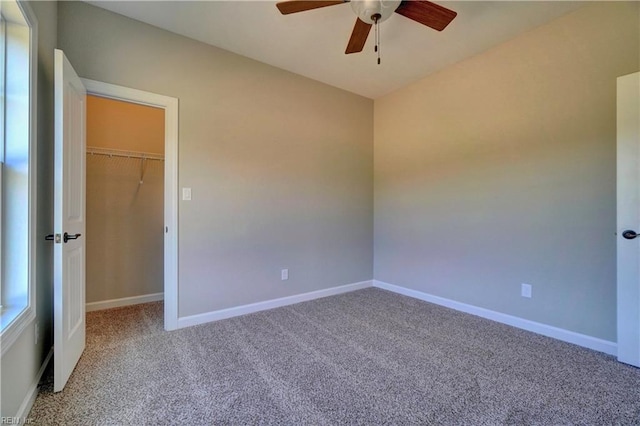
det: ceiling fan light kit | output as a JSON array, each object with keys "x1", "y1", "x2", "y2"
[
  {"x1": 276, "y1": 0, "x2": 457, "y2": 62},
  {"x1": 350, "y1": 0, "x2": 400, "y2": 24}
]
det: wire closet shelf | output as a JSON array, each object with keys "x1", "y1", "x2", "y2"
[
  {"x1": 86, "y1": 146, "x2": 164, "y2": 184},
  {"x1": 86, "y1": 146, "x2": 165, "y2": 161}
]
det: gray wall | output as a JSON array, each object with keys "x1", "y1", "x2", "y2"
[
  {"x1": 57, "y1": 1, "x2": 374, "y2": 317},
  {"x1": 1, "y1": 0, "x2": 56, "y2": 417},
  {"x1": 374, "y1": 2, "x2": 640, "y2": 341}
]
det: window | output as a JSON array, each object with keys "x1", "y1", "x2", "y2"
[
  {"x1": 0, "y1": 14, "x2": 5, "y2": 314},
  {"x1": 0, "y1": 0, "x2": 37, "y2": 355}
]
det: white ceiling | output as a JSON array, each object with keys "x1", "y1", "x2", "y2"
[{"x1": 86, "y1": 1, "x2": 585, "y2": 99}]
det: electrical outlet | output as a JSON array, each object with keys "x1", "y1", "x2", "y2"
[
  {"x1": 35, "y1": 323, "x2": 39, "y2": 345},
  {"x1": 281, "y1": 269, "x2": 289, "y2": 281},
  {"x1": 521, "y1": 283, "x2": 532, "y2": 298}
]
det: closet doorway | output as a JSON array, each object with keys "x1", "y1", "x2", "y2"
[
  {"x1": 86, "y1": 96, "x2": 165, "y2": 311},
  {"x1": 82, "y1": 79, "x2": 179, "y2": 331}
]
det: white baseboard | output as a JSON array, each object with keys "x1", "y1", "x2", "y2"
[
  {"x1": 86, "y1": 292, "x2": 164, "y2": 312},
  {"x1": 373, "y1": 280, "x2": 617, "y2": 356},
  {"x1": 178, "y1": 280, "x2": 373, "y2": 329},
  {"x1": 16, "y1": 347, "x2": 53, "y2": 420}
]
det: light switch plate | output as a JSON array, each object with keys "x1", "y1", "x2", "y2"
[{"x1": 182, "y1": 187, "x2": 192, "y2": 201}]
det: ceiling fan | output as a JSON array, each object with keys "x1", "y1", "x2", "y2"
[{"x1": 276, "y1": 0, "x2": 457, "y2": 56}]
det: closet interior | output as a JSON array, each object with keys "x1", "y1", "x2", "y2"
[{"x1": 86, "y1": 95, "x2": 165, "y2": 308}]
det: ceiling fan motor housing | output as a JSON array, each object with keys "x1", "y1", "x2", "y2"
[{"x1": 350, "y1": 0, "x2": 402, "y2": 24}]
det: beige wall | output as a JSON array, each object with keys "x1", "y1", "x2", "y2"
[
  {"x1": 1, "y1": 0, "x2": 57, "y2": 418},
  {"x1": 87, "y1": 95, "x2": 165, "y2": 154},
  {"x1": 58, "y1": 1, "x2": 374, "y2": 317},
  {"x1": 374, "y1": 2, "x2": 640, "y2": 341},
  {"x1": 86, "y1": 97, "x2": 165, "y2": 303}
]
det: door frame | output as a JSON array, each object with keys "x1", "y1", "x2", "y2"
[{"x1": 81, "y1": 78, "x2": 179, "y2": 331}]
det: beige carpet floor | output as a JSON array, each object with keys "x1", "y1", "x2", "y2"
[{"x1": 29, "y1": 288, "x2": 640, "y2": 424}]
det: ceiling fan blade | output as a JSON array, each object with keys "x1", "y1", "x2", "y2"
[
  {"x1": 276, "y1": 1, "x2": 345, "y2": 15},
  {"x1": 395, "y1": 1, "x2": 457, "y2": 31},
  {"x1": 345, "y1": 18, "x2": 372, "y2": 54}
]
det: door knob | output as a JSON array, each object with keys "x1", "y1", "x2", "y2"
[
  {"x1": 63, "y1": 232, "x2": 82, "y2": 243},
  {"x1": 622, "y1": 230, "x2": 638, "y2": 240}
]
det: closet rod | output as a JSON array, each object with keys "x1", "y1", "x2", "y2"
[{"x1": 86, "y1": 146, "x2": 164, "y2": 161}]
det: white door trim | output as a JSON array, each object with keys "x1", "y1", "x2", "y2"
[{"x1": 81, "y1": 78, "x2": 179, "y2": 331}]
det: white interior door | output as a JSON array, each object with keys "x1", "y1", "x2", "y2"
[
  {"x1": 617, "y1": 71, "x2": 640, "y2": 367},
  {"x1": 53, "y1": 49, "x2": 87, "y2": 392}
]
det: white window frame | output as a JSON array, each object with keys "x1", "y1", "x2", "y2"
[
  {"x1": 0, "y1": 12, "x2": 5, "y2": 315},
  {"x1": 0, "y1": 0, "x2": 38, "y2": 356}
]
